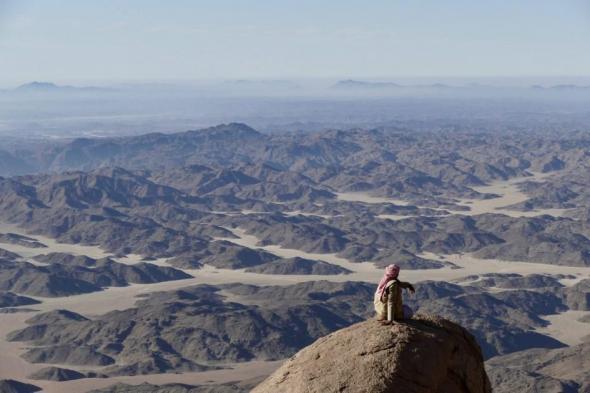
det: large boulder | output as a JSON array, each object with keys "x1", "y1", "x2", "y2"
[{"x1": 252, "y1": 315, "x2": 491, "y2": 393}]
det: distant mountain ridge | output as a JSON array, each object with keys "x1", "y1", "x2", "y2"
[
  {"x1": 335, "y1": 80, "x2": 590, "y2": 91},
  {"x1": 531, "y1": 84, "x2": 590, "y2": 90},
  {"x1": 46, "y1": 122, "x2": 265, "y2": 172},
  {"x1": 333, "y1": 79, "x2": 403, "y2": 89},
  {"x1": 11, "y1": 81, "x2": 108, "y2": 93},
  {"x1": 332, "y1": 79, "x2": 451, "y2": 89}
]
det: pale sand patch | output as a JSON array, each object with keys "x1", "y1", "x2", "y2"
[
  {"x1": 218, "y1": 227, "x2": 590, "y2": 349},
  {"x1": 217, "y1": 227, "x2": 378, "y2": 276},
  {"x1": 0, "y1": 337, "x2": 281, "y2": 393},
  {"x1": 377, "y1": 214, "x2": 420, "y2": 221},
  {"x1": 0, "y1": 267, "x2": 289, "y2": 388},
  {"x1": 336, "y1": 192, "x2": 410, "y2": 206},
  {"x1": 218, "y1": 228, "x2": 590, "y2": 288},
  {"x1": 456, "y1": 172, "x2": 573, "y2": 217},
  {"x1": 283, "y1": 210, "x2": 337, "y2": 219},
  {"x1": 0, "y1": 223, "x2": 114, "y2": 260},
  {"x1": 0, "y1": 313, "x2": 36, "y2": 382},
  {"x1": 0, "y1": 223, "x2": 587, "y2": 305},
  {"x1": 340, "y1": 173, "x2": 573, "y2": 219},
  {"x1": 27, "y1": 262, "x2": 380, "y2": 317},
  {"x1": 207, "y1": 210, "x2": 241, "y2": 216},
  {"x1": 0, "y1": 222, "x2": 146, "y2": 265},
  {"x1": 417, "y1": 253, "x2": 590, "y2": 287},
  {"x1": 28, "y1": 361, "x2": 282, "y2": 393},
  {"x1": 536, "y1": 310, "x2": 590, "y2": 346},
  {"x1": 241, "y1": 209, "x2": 272, "y2": 215}
]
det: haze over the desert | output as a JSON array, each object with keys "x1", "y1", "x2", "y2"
[{"x1": 0, "y1": 1, "x2": 589, "y2": 393}]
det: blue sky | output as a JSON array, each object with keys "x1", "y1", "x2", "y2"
[{"x1": 1, "y1": 0, "x2": 589, "y2": 85}]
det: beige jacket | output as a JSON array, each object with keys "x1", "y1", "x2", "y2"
[{"x1": 374, "y1": 280, "x2": 413, "y2": 321}]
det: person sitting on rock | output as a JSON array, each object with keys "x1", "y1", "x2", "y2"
[{"x1": 374, "y1": 264, "x2": 415, "y2": 324}]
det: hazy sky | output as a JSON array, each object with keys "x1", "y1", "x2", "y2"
[{"x1": 1, "y1": 0, "x2": 590, "y2": 85}]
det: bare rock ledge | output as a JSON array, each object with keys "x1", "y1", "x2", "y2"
[{"x1": 253, "y1": 314, "x2": 492, "y2": 393}]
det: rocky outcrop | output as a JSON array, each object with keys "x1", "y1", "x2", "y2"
[
  {"x1": 28, "y1": 366, "x2": 85, "y2": 381},
  {"x1": 0, "y1": 233, "x2": 46, "y2": 249},
  {"x1": 253, "y1": 315, "x2": 491, "y2": 393},
  {"x1": 0, "y1": 248, "x2": 20, "y2": 260},
  {"x1": 245, "y1": 256, "x2": 351, "y2": 275},
  {"x1": 0, "y1": 379, "x2": 41, "y2": 393},
  {"x1": 0, "y1": 292, "x2": 40, "y2": 308},
  {"x1": 564, "y1": 279, "x2": 590, "y2": 310}
]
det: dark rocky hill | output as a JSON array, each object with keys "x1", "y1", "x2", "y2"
[
  {"x1": 245, "y1": 256, "x2": 351, "y2": 275},
  {"x1": 487, "y1": 342, "x2": 590, "y2": 392},
  {"x1": 0, "y1": 379, "x2": 41, "y2": 393},
  {"x1": 6, "y1": 279, "x2": 577, "y2": 377},
  {"x1": 0, "y1": 258, "x2": 191, "y2": 297},
  {"x1": 6, "y1": 281, "x2": 373, "y2": 376},
  {"x1": 88, "y1": 379, "x2": 260, "y2": 393},
  {"x1": 0, "y1": 291, "x2": 40, "y2": 308},
  {"x1": 28, "y1": 366, "x2": 85, "y2": 381}
]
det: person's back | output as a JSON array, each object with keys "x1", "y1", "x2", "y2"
[{"x1": 374, "y1": 264, "x2": 415, "y2": 323}]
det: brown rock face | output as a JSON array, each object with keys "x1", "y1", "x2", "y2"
[{"x1": 252, "y1": 315, "x2": 492, "y2": 393}]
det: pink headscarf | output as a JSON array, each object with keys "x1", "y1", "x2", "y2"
[{"x1": 375, "y1": 264, "x2": 400, "y2": 299}]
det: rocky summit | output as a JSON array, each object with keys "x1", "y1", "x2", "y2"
[{"x1": 252, "y1": 315, "x2": 492, "y2": 393}]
